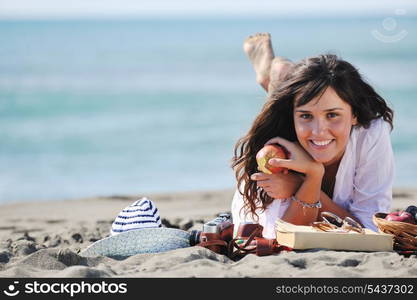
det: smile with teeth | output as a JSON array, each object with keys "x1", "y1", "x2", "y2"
[{"x1": 309, "y1": 139, "x2": 334, "y2": 147}]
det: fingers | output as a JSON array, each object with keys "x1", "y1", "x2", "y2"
[
  {"x1": 268, "y1": 158, "x2": 292, "y2": 169},
  {"x1": 256, "y1": 181, "x2": 270, "y2": 190},
  {"x1": 251, "y1": 169, "x2": 289, "y2": 179},
  {"x1": 251, "y1": 173, "x2": 270, "y2": 190},
  {"x1": 250, "y1": 173, "x2": 272, "y2": 191},
  {"x1": 250, "y1": 172, "x2": 270, "y2": 181},
  {"x1": 263, "y1": 190, "x2": 282, "y2": 199}
]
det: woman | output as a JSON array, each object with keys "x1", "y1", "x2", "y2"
[{"x1": 231, "y1": 33, "x2": 394, "y2": 238}]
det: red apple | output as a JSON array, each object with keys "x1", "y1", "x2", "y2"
[
  {"x1": 256, "y1": 144, "x2": 288, "y2": 174},
  {"x1": 385, "y1": 211, "x2": 416, "y2": 224}
]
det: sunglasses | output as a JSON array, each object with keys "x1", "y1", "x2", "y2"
[{"x1": 312, "y1": 211, "x2": 364, "y2": 234}]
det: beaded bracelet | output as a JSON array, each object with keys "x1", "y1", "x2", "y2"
[{"x1": 291, "y1": 195, "x2": 322, "y2": 209}]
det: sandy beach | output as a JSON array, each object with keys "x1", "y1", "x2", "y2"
[{"x1": 0, "y1": 188, "x2": 416, "y2": 278}]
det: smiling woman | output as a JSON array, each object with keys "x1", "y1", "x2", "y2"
[
  {"x1": 231, "y1": 34, "x2": 394, "y2": 238},
  {"x1": 293, "y1": 87, "x2": 358, "y2": 167}
]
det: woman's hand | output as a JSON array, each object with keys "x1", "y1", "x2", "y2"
[
  {"x1": 250, "y1": 171, "x2": 304, "y2": 199},
  {"x1": 265, "y1": 136, "x2": 324, "y2": 177}
]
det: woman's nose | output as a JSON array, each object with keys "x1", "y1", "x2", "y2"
[{"x1": 311, "y1": 119, "x2": 328, "y2": 135}]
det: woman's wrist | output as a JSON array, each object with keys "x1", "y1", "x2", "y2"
[
  {"x1": 305, "y1": 163, "x2": 324, "y2": 179},
  {"x1": 291, "y1": 195, "x2": 322, "y2": 209},
  {"x1": 294, "y1": 165, "x2": 323, "y2": 205}
]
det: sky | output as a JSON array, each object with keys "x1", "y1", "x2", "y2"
[{"x1": 0, "y1": 0, "x2": 416, "y2": 19}]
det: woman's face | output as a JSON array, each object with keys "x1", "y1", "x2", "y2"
[{"x1": 293, "y1": 86, "x2": 357, "y2": 166}]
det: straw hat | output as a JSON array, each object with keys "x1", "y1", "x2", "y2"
[
  {"x1": 81, "y1": 197, "x2": 192, "y2": 259},
  {"x1": 80, "y1": 227, "x2": 191, "y2": 259}
]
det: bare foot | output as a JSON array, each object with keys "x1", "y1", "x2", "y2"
[
  {"x1": 267, "y1": 57, "x2": 294, "y2": 95},
  {"x1": 243, "y1": 33, "x2": 275, "y2": 91}
]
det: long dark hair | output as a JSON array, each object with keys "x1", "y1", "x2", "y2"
[{"x1": 232, "y1": 54, "x2": 394, "y2": 219}]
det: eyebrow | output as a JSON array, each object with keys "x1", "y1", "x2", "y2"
[{"x1": 295, "y1": 108, "x2": 345, "y2": 113}]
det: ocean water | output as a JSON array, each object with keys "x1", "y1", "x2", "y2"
[{"x1": 1, "y1": 17, "x2": 416, "y2": 203}]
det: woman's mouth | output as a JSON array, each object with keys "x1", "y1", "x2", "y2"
[{"x1": 309, "y1": 139, "x2": 334, "y2": 150}]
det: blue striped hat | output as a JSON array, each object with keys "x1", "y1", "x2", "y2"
[{"x1": 110, "y1": 197, "x2": 162, "y2": 236}]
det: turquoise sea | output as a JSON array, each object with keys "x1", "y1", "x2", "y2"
[{"x1": 1, "y1": 17, "x2": 416, "y2": 203}]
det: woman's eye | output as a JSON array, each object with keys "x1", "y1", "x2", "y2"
[
  {"x1": 327, "y1": 112, "x2": 338, "y2": 118},
  {"x1": 300, "y1": 114, "x2": 312, "y2": 119}
]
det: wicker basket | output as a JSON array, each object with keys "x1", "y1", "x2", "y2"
[{"x1": 373, "y1": 213, "x2": 417, "y2": 251}]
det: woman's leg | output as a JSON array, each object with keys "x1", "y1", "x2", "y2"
[
  {"x1": 243, "y1": 33, "x2": 275, "y2": 91},
  {"x1": 267, "y1": 57, "x2": 293, "y2": 95},
  {"x1": 243, "y1": 33, "x2": 294, "y2": 95}
]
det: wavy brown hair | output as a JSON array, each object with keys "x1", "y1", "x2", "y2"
[{"x1": 231, "y1": 54, "x2": 394, "y2": 220}]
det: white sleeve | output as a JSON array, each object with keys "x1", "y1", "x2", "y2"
[
  {"x1": 231, "y1": 188, "x2": 291, "y2": 239},
  {"x1": 349, "y1": 119, "x2": 394, "y2": 231},
  {"x1": 231, "y1": 189, "x2": 258, "y2": 225}
]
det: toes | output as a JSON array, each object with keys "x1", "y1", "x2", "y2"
[
  {"x1": 257, "y1": 32, "x2": 271, "y2": 38},
  {"x1": 245, "y1": 32, "x2": 271, "y2": 42},
  {"x1": 244, "y1": 35, "x2": 254, "y2": 42}
]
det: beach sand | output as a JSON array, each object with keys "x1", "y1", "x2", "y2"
[{"x1": 0, "y1": 188, "x2": 416, "y2": 278}]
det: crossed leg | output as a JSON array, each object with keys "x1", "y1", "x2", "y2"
[{"x1": 243, "y1": 33, "x2": 294, "y2": 96}]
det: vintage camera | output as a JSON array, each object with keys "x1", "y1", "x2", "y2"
[
  {"x1": 189, "y1": 213, "x2": 234, "y2": 254},
  {"x1": 202, "y1": 213, "x2": 233, "y2": 233}
]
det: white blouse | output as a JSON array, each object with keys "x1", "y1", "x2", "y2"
[{"x1": 231, "y1": 118, "x2": 394, "y2": 238}]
